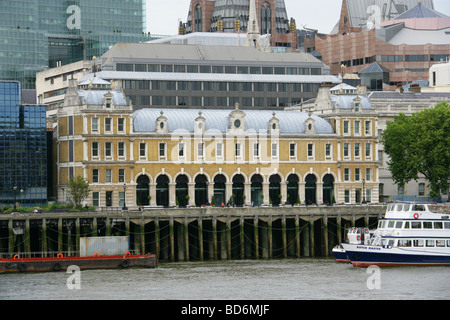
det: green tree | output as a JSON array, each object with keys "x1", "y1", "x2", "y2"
[
  {"x1": 381, "y1": 102, "x2": 450, "y2": 197},
  {"x1": 68, "y1": 175, "x2": 91, "y2": 210}
]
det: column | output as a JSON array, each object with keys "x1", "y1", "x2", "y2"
[
  {"x1": 42, "y1": 218, "x2": 48, "y2": 257},
  {"x1": 268, "y1": 215, "x2": 273, "y2": 259},
  {"x1": 169, "y1": 183, "x2": 176, "y2": 207},
  {"x1": 299, "y1": 182, "x2": 306, "y2": 204},
  {"x1": 244, "y1": 182, "x2": 251, "y2": 205},
  {"x1": 309, "y1": 216, "x2": 315, "y2": 257},
  {"x1": 295, "y1": 215, "x2": 300, "y2": 257},
  {"x1": 323, "y1": 215, "x2": 329, "y2": 257},
  {"x1": 317, "y1": 181, "x2": 323, "y2": 205},
  {"x1": 263, "y1": 182, "x2": 270, "y2": 205},
  {"x1": 75, "y1": 218, "x2": 80, "y2": 256},
  {"x1": 198, "y1": 217, "x2": 203, "y2": 261},
  {"x1": 188, "y1": 183, "x2": 195, "y2": 207},
  {"x1": 281, "y1": 181, "x2": 287, "y2": 205},
  {"x1": 254, "y1": 217, "x2": 259, "y2": 259},
  {"x1": 169, "y1": 217, "x2": 175, "y2": 261},
  {"x1": 150, "y1": 183, "x2": 157, "y2": 206},
  {"x1": 184, "y1": 218, "x2": 190, "y2": 261},
  {"x1": 208, "y1": 183, "x2": 214, "y2": 205},
  {"x1": 226, "y1": 182, "x2": 233, "y2": 204},
  {"x1": 240, "y1": 216, "x2": 245, "y2": 259},
  {"x1": 25, "y1": 219, "x2": 31, "y2": 258},
  {"x1": 282, "y1": 216, "x2": 287, "y2": 258},
  {"x1": 58, "y1": 218, "x2": 63, "y2": 253},
  {"x1": 227, "y1": 216, "x2": 232, "y2": 260},
  {"x1": 212, "y1": 216, "x2": 218, "y2": 260}
]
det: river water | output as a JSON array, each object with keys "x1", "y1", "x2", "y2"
[{"x1": 1, "y1": 258, "x2": 449, "y2": 300}]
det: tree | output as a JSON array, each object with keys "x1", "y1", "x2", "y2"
[
  {"x1": 381, "y1": 102, "x2": 450, "y2": 198},
  {"x1": 68, "y1": 175, "x2": 91, "y2": 210}
]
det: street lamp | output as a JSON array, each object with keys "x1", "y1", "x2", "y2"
[
  {"x1": 122, "y1": 183, "x2": 128, "y2": 211},
  {"x1": 12, "y1": 185, "x2": 18, "y2": 213},
  {"x1": 362, "y1": 179, "x2": 367, "y2": 204}
]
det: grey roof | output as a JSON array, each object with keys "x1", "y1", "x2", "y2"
[
  {"x1": 368, "y1": 91, "x2": 450, "y2": 100},
  {"x1": 359, "y1": 62, "x2": 391, "y2": 74},
  {"x1": 101, "y1": 42, "x2": 322, "y2": 66},
  {"x1": 387, "y1": 27, "x2": 450, "y2": 45},
  {"x1": 133, "y1": 109, "x2": 334, "y2": 135},
  {"x1": 331, "y1": 0, "x2": 434, "y2": 33},
  {"x1": 395, "y1": 2, "x2": 447, "y2": 19},
  {"x1": 77, "y1": 90, "x2": 127, "y2": 106},
  {"x1": 330, "y1": 95, "x2": 372, "y2": 110},
  {"x1": 80, "y1": 71, "x2": 341, "y2": 85}
]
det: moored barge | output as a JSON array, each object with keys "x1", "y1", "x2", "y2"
[{"x1": 0, "y1": 252, "x2": 157, "y2": 273}]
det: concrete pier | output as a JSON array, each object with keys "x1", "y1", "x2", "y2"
[{"x1": 0, "y1": 205, "x2": 384, "y2": 260}]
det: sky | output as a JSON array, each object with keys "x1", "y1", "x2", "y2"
[{"x1": 146, "y1": 0, "x2": 450, "y2": 36}]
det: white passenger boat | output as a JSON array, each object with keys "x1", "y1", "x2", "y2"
[
  {"x1": 332, "y1": 227, "x2": 375, "y2": 263},
  {"x1": 342, "y1": 203, "x2": 450, "y2": 267}
]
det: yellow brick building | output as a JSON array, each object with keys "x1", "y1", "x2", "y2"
[{"x1": 56, "y1": 79, "x2": 379, "y2": 208}]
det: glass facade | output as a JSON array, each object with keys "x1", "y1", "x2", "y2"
[
  {"x1": 0, "y1": 81, "x2": 48, "y2": 205},
  {"x1": 0, "y1": 0, "x2": 149, "y2": 88}
]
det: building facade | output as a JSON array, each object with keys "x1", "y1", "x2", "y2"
[
  {"x1": 0, "y1": 81, "x2": 48, "y2": 205},
  {"x1": 37, "y1": 42, "x2": 339, "y2": 114},
  {"x1": 0, "y1": 0, "x2": 150, "y2": 89},
  {"x1": 310, "y1": 1, "x2": 450, "y2": 90},
  {"x1": 182, "y1": 0, "x2": 296, "y2": 49},
  {"x1": 56, "y1": 79, "x2": 380, "y2": 208}
]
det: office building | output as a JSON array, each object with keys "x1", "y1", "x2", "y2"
[
  {"x1": 55, "y1": 79, "x2": 379, "y2": 208},
  {"x1": 0, "y1": 0, "x2": 150, "y2": 89},
  {"x1": 0, "y1": 81, "x2": 48, "y2": 205}
]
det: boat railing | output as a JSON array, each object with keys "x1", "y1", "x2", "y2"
[{"x1": 0, "y1": 250, "x2": 141, "y2": 259}]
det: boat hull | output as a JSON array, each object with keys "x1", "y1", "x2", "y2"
[
  {"x1": 332, "y1": 246, "x2": 349, "y2": 263},
  {"x1": 0, "y1": 254, "x2": 157, "y2": 273},
  {"x1": 343, "y1": 244, "x2": 450, "y2": 267}
]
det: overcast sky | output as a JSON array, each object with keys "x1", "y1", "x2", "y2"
[{"x1": 146, "y1": 0, "x2": 450, "y2": 35}]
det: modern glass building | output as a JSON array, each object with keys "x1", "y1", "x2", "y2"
[
  {"x1": 0, "y1": 81, "x2": 48, "y2": 205},
  {"x1": 0, "y1": 0, "x2": 150, "y2": 89}
]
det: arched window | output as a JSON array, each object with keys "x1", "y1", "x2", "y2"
[
  {"x1": 261, "y1": 3, "x2": 271, "y2": 35},
  {"x1": 195, "y1": 6, "x2": 203, "y2": 32}
]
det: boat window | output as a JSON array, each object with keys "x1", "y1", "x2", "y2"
[
  {"x1": 381, "y1": 221, "x2": 387, "y2": 229},
  {"x1": 396, "y1": 204, "x2": 403, "y2": 211},
  {"x1": 426, "y1": 240, "x2": 435, "y2": 247},
  {"x1": 411, "y1": 221, "x2": 421, "y2": 229},
  {"x1": 447, "y1": 240, "x2": 450, "y2": 247},
  {"x1": 436, "y1": 240, "x2": 445, "y2": 247},
  {"x1": 395, "y1": 221, "x2": 403, "y2": 228},
  {"x1": 445, "y1": 222, "x2": 450, "y2": 229},
  {"x1": 404, "y1": 221, "x2": 410, "y2": 229},
  {"x1": 413, "y1": 205, "x2": 425, "y2": 211},
  {"x1": 413, "y1": 239, "x2": 424, "y2": 247},
  {"x1": 388, "y1": 220, "x2": 395, "y2": 228},
  {"x1": 388, "y1": 240, "x2": 395, "y2": 247},
  {"x1": 398, "y1": 239, "x2": 411, "y2": 247},
  {"x1": 403, "y1": 205, "x2": 411, "y2": 211},
  {"x1": 381, "y1": 239, "x2": 389, "y2": 246},
  {"x1": 423, "y1": 222, "x2": 432, "y2": 229},
  {"x1": 388, "y1": 204, "x2": 394, "y2": 211},
  {"x1": 434, "y1": 222, "x2": 443, "y2": 229}
]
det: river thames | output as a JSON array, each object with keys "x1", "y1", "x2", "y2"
[{"x1": 1, "y1": 258, "x2": 449, "y2": 301}]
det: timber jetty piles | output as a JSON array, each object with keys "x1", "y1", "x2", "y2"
[{"x1": 0, "y1": 205, "x2": 385, "y2": 261}]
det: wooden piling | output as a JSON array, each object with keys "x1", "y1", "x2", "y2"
[{"x1": 254, "y1": 217, "x2": 259, "y2": 259}]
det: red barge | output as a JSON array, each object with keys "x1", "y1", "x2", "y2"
[{"x1": 0, "y1": 252, "x2": 157, "y2": 273}]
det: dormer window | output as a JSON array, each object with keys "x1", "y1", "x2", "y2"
[{"x1": 105, "y1": 99, "x2": 112, "y2": 109}]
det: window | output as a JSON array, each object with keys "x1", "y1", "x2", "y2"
[
  {"x1": 105, "y1": 142, "x2": 112, "y2": 158},
  {"x1": 365, "y1": 143, "x2": 371, "y2": 158},
  {"x1": 91, "y1": 117, "x2": 99, "y2": 132},
  {"x1": 118, "y1": 118, "x2": 125, "y2": 133},
  {"x1": 216, "y1": 142, "x2": 223, "y2": 159},
  {"x1": 365, "y1": 168, "x2": 371, "y2": 181},
  {"x1": 344, "y1": 190, "x2": 350, "y2": 203},
  {"x1": 178, "y1": 142, "x2": 185, "y2": 158},
  {"x1": 423, "y1": 222, "x2": 432, "y2": 229},
  {"x1": 413, "y1": 239, "x2": 424, "y2": 247},
  {"x1": 344, "y1": 168, "x2": 350, "y2": 181},
  {"x1": 343, "y1": 143, "x2": 349, "y2": 158},
  {"x1": 418, "y1": 183, "x2": 425, "y2": 196},
  {"x1": 253, "y1": 143, "x2": 260, "y2": 158},
  {"x1": 235, "y1": 142, "x2": 242, "y2": 158},
  {"x1": 118, "y1": 142, "x2": 125, "y2": 158},
  {"x1": 105, "y1": 169, "x2": 112, "y2": 183},
  {"x1": 197, "y1": 142, "x2": 205, "y2": 159},
  {"x1": 325, "y1": 144, "x2": 331, "y2": 158},
  {"x1": 289, "y1": 143, "x2": 296, "y2": 158},
  {"x1": 119, "y1": 191, "x2": 125, "y2": 207},
  {"x1": 92, "y1": 142, "x2": 99, "y2": 157},
  {"x1": 92, "y1": 169, "x2": 99, "y2": 183},
  {"x1": 411, "y1": 222, "x2": 421, "y2": 229},
  {"x1": 117, "y1": 169, "x2": 125, "y2": 183},
  {"x1": 434, "y1": 222, "x2": 443, "y2": 229},
  {"x1": 355, "y1": 168, "x2": 360, "y2": 181},
  {"x1": 159, "y1": 143, "x2": 166, "y2": 158},
  {"x1": 93, "y1": 192, "x2": 99, "y2": 206},
  {"x1": 354, "y1": 143, "x2": 360, "y2": 157},
  {"x1": 105, "y1": 118, "x2": 112, "y2": 132},
  {"x1": 365, "y1": 121, "x2": 371, "y2": 135},
  {"x1": 354, "y1": 120, "x2": 360, "y2": 135},
  {"x1": 426, "y1": 240, "x2": 435, "y2": 247},
  {"x1": 307, "y1": 143, "x2": 314, "y2": 157},
  {"x1": 139, "y1": 143, "x2": 146, "y2": 158},
  {"x1": 271, "y1": 142, "x2": 278, "y2": 158},
  {"x1": 343, "y1": 120, "x2": 349, "y2": 134}
]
